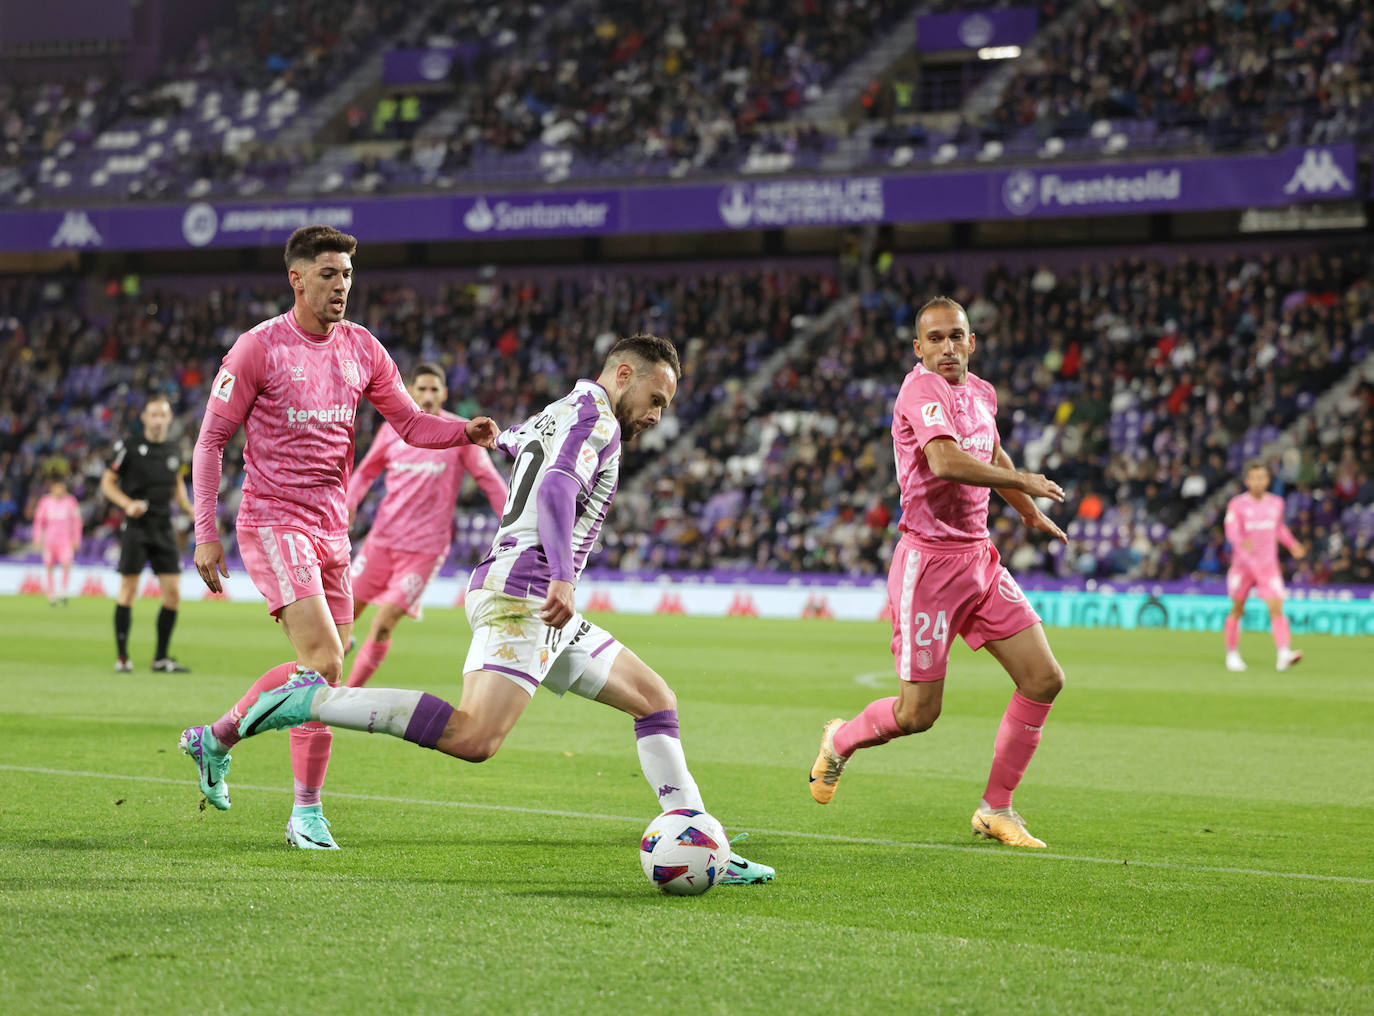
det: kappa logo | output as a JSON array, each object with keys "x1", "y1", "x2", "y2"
[
  {"x1": 213, "y1": 369, "x2": 236, "y2": 403},
  {"x1": 1283, "y1": 149, "x2": 1353, "y2": 195},
  {"x1": 50, "y1": 210, "x2": 103, "y2": 248},
  {"x1": 921, "y1": 402, "x2": 947, "y2": 427},
  {"x1": 340, "y1": 359, "x2": 361, "y2": 387}
]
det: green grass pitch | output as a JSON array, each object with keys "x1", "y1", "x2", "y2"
[{"x1": 1, "y1": 596, "x2": 1370, "y2": 1015}]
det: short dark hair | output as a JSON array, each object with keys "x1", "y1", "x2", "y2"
[
  {"x1": 284, "y1": 225, "x2": 358, "y2": 269},
  {"x1": 143, "y1": 392, "x2": 172, "y2": 409},
  {"x1": 604, "y1": 333, "x2": 681, "y2": 379},
  {"x1": 915, "y1": 295, "x2": 967, "y2": 338},
  {"x1": 412, "y1": 362, "x2": 446, "y2": 384}
]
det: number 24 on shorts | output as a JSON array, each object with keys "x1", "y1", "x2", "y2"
[{"x1": 912, "y1": 610, "x2": 948, "y2": 646}]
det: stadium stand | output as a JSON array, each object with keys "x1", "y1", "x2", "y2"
[
  {"x1": 3, "y1": 246, "x2": 1369, "y2": 586},
  {"x1": 5, "y1": 0, "x2": 1369, "y2": 200}
]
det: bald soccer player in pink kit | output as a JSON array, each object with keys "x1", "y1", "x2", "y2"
[
  {"x1": 1223, "y1": 460, "x2": 1307, "y2": 673},
  {"x1": 345, "y1": 362, "x2": 508, "y2": 688},
  {"x1": 180, "y1": 225, "x2": 497, "y2": 850},
  {"x1": 810, "y1": 296, "x2": 1070, "y2": 848},
  {"x1": 33, "y1": 475, "x2": 82, "y2": 605}
]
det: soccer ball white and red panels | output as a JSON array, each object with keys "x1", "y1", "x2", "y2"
[{"x1": 638, "y1": 808, "x2": 729, "y2": 896}]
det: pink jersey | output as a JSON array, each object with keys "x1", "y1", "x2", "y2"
[
  {"x1": 1224, "y1": 492, "x2": 1298, "y2": 571},
  {"x1": 33, "y1": 493, "x2": 81, "y2": 547},
  {"x1": 892, "y1": 362, "x2": 1000, "y2": 545},
  {"x1": 347, "y1": 412, "x2": 509, "y2": 554},
  {"x1": 197, "y1": 311, "x2": 469, "y2": 541}
]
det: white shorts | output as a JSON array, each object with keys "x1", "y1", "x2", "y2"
[{"x1": 462, "y1": 588, "x2": 623, "y2": 700}]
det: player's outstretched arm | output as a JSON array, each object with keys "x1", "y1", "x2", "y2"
[
  {"x1": 925, "y1": 438, "x2": 1066, "y2": 502},
  {"x1": 992, "y1": 444, "x2": 1067, "y2": 543}
]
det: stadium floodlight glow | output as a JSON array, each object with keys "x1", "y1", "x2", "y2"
[{"x1": 977, "y1": 45, "x2": 1021, "y2": 60}]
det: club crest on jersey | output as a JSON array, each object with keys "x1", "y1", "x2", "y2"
[
  {"x1": 167, "y1": 456, "x2": 179, "y2": 472},
  {"x1": 138, "y1": 444, "x2": 148, "y2": 456},
  {"x1": 921, "y1": 402, "x2": 947, "y2": 427},
  {"x1": 213, "y1": 369, "x2": 236, "y2": 403},
  {"x1": 293, "y1": 566, "x2": 313, "y2": 585},
  {"x1": 340, "y1": 359, "x2": 361, "y2": 387}
]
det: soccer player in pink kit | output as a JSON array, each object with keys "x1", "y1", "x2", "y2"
[
  {"x1": 32, "y1": 472, "x2": 82, "y2": 605},
  {"x1": 179, "y1": 225, "x2": 498, "y2": 850},
  {"x1": 345, "y1": 362, "x2": 508, "y2": 688},
  {"x1": 810, "y1": 296, "x2": 1069, "y2": 848},
  {"x1": 1223, "y1": 461, "x2": 1307, "y2": 672}
]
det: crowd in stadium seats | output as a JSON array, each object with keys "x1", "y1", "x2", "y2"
[
  {"x1": 6, "y1": 0, "x2": 1372, "y2": 203},
  {"x1": 602, "y1": 247, "x2": 1374, "y2": 582},
  {"x1": 988, "y1": 0, "x2": 1374, "y2": 149},
  {"x1": 0, "y1": 266, "x2": 836, "y2": 568},
  {"x1": 3, "y1": 246, "x2": 1370, "y2": 586},
  {"x1": 2, "y1": 0, "x2": 411, "y2": 205}
]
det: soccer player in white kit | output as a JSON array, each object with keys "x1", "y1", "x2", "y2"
[
  {"x1": 181, "y1": 334, "x2": 773, "y2": 883},
  {"x1": 180, "y1": 225, "x2": 498, "y2": 849},
  {"x1": 344, "y1": 362, "x2": 508, "y2": 687}
]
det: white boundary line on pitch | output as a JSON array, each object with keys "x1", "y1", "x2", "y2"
[{"x1": 5, "y1": 763, "x2": 1372, "y2": 886}]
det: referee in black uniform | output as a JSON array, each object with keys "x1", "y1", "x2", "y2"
[{"x1": 100, "y1": 393, "x2": 194, "y2": 673}]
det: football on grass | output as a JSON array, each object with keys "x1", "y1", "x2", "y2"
[{"x1": 639, "y1": 808, "x2": 728, "y2": 896}]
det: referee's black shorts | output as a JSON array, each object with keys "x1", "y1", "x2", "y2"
[{"x1": 118, "y1": 522, "x2": 181, "y2": 576}]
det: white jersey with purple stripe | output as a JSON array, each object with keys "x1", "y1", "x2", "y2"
[{"x1": 469, "y1": 379, "x2": 621, "y2": 598}]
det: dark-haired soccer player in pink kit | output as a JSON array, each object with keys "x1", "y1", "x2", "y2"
[
  {"x1": 181, "y1": 225, "x2": 498, "y2": 849},
  {"x1": 344, "y1": 362, "x2": 508, "y2": 688},
  {"x1": 810, "y1": 296, "x2": 1069, "y2": 848},
  {"x1": 32, "y1": 474, "x2": 82, "y2": 605},
  {"x1": 1223, "y1": 461, "x2": 1307, "y2": 673}
]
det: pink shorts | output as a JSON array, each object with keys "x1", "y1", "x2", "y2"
[
  {"x1": 1227, "y1": 564, "x2": 1285, "y2": 602},
  {"x1": 350, "y1": 535, "x2": 447, "y2": 620},
  {"x1": 887, "y1": 535, "x2": 1041, "y2": 682},
  {"x1": 42, "y1": 542, "x2": 74, "y2": 567},
  {"x1": 237, "y1": 524, "x2": 354, "y2": 624}
]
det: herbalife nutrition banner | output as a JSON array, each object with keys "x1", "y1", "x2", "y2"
[{"x1": 10, "y1": 145, "x2": 1357, "y2": 252}]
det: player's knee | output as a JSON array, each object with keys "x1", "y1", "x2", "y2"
[
  {"x1": 455, "y1": 734, "x2": 504, "y2": 763},
  {"x1": 641, "y1": 680, "x2": 676, "y2": 715},
  {"x1": 1025, "y1": 662, "x2": 1065, "y2": 702},
  {"x1": 303, "y1": 652, "x2": 344, "y2": 685},
  {"x1": 893, "y1": 697, "x2": 939, "y2": 734},
  {"x1": 163, "y1": 590, "x2": 181, "y2": 609}
]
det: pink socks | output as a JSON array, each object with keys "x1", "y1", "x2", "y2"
[
  {"x1": 346, "y1": 638, "x2": 391, "y2": 688},
  {"x1": 210, "y1": 661, "x2": 298, "y2": 748},
  {"x1": 1271, "y1": 615, "x2": 1291, "y2": 650},
  {"x1": 982, "y1": 691, "x2": 1053, "y2": 810},
  {"x1": 1224, "y1": 615, "x2": 1240, "y2": 652},
  {"x1": 833, "y1": 697, "x2": 904, "y2": 758},
  {"x1": 290, "y1": 722, "x2": 333, "y2": 806}
]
